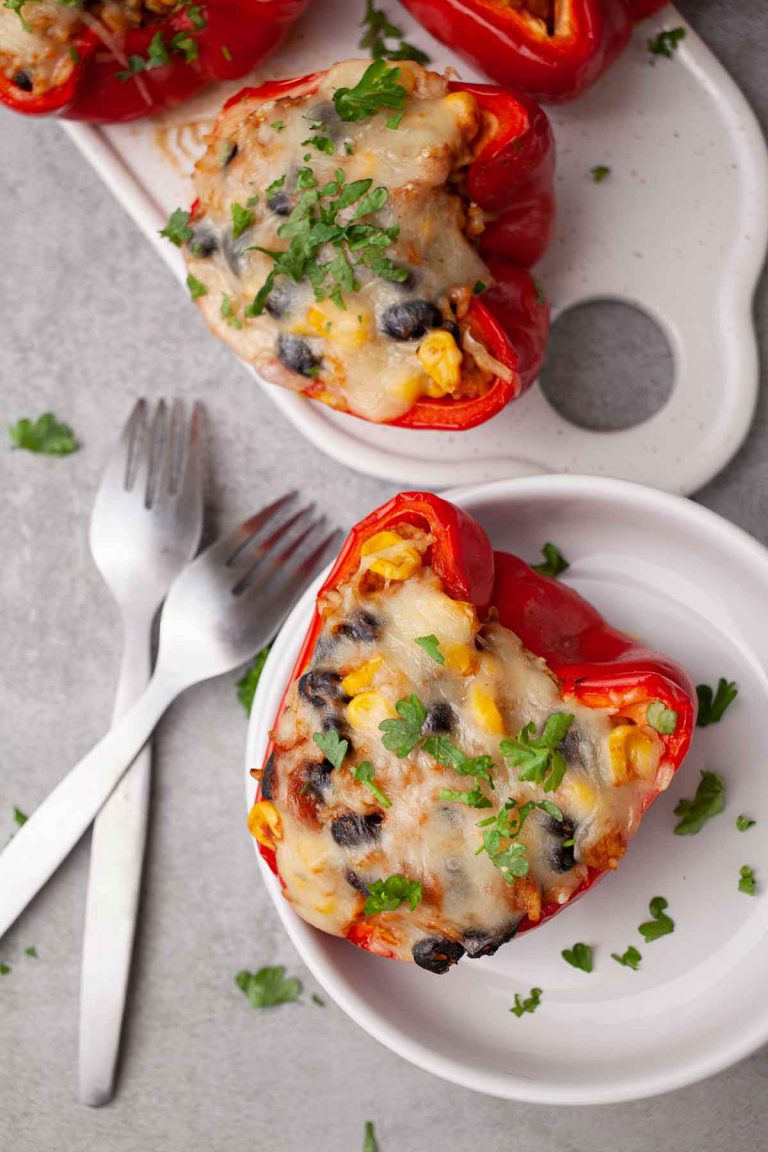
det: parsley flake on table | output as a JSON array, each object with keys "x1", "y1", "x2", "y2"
[
  {"x1": 235, "y1": 965, "x2": 302, "y2": 1008},
  {"x1": 231, "y1": 202, "x2": 254, "y2": 240},
  {"x1": 510, "y1": 987, "x2": 542, "y2": 1017},
  {"x1": 333, "y1": 59, "x2": 409, "y2": 123},
  {"x1": 532, "y1": 543, "x2": 569, "y2": 578},
  {"x1": 354, "y1": 761, "x2": 391, "y2": 808},
  {"x1": 10, "y1": 413, "x2": 78, "y2": 456},
  {"x1": 737, "y1": 815, "x2": 756, "y2": 832},
  {"x1": 364, "y1": 874, "x2": 422, "y2": 915},
  {"x1": 160, "y1": 207, "x2": 194, "y2": 247},
  {"x1": 186, "y1": 273, "x2": 208, "y2": 301},
  {"x1": 415, "y1": 634, "x2": 444, "y2": 664},
  {"x1": 611, "y1": 945, "x2": 641, "y2": 970},
  {"x1": 696, "y1": 678, "x2": 738, "y2": 727},
  {"x1": 359, "y1": 0, "x2": 430, "y2": 65},
  {"x1": 236, "y1": 645, "x2": 272, "y2": 714},
  {"x1": 24, "y1": 947, "x2": 37, "y2": 959},
  {"x1": 590, "y1": 165, "x2": 611, "y2": 183},
  {"x1": 0, "y1": 963, "x2": 10, "y2": 976},
  {"x1": 500, "y1": 712, "x2": 574, "y2": 793},
  {"x1": 646, "y1": 700, "x2": 678, "y2": 735},
  {"x1": 476, "y1": 798, "x2": 562, "y2": 883},
  {"x1": 561, "y1": 942, "x2": 593, "y2": 972},
  {"x1": 673, "y1": 770, "x2": 725, "y2": 835},
  {"x1": 311, "y1": 992, "x2": 325, "y2": 1006},
  {"x1": 13, "y1": 808, "x2": 28, "y2": 827},
  {"x1": 638, "y1": 896, "x2": 675, "y2": 942},
  {"x1": 648, "y1": 27, "x2": 686, "y2": 60},
  {"x1": 739, "y1": 865, "x2": 757, "y2": 896},
  {"x1": 313, "y1": 729, "x2": 349, "y2": 771},
  {"x1": 379, "y1": 694, "x2": 427, "y2": 757},
  {"x1": 363, "y1": 1121, "x2": 379, "y2": 1152}
]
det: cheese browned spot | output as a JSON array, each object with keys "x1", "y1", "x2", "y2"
[
  {"x1": 185, "y1": 59, "x2": 505, "y2": 424},
  {"x1": 253, "y1": 526, "x2": 667, "y2": 972}
]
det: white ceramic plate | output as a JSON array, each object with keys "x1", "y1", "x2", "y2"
[
  {"x1": 245, "y1": 475, "x2": 768, "y2": 1104},
  {"x1": 64, "y1": 3, "x2": 768, "y2": 493}
]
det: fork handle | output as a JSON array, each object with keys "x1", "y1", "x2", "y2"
[
  {"x1": 0, "y1": 671, "x2": 177, "y2": 944},
  {"x1": 78, "y1": 623, "x2": 154, "y2": 1107}
]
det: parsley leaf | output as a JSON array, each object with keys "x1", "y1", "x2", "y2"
[
  {"x1": 439, "y1": 786, "x2": 492, "y2": 809},
  {"x1": 220, "y1": 294, "x2": 243, "y2": 329},
  {"x1": 13, "y1": 808, "x2": 27, "y2": 827},
  {"x1": 510, "y1": 987, "x2": 542, "y2": 1017},
  {"x1": 363, "y1": 1121, "x2": 379, "y2": 1152},
  {"x1": 354, "y1": 761, "x2": 391, "y2": 808},
  {"x1": 476, "y1": 798, "x2": 562, "y2": 883},
  {"x1": 311, "y1": 992, "x2": 325, "y2": 1006},
  {"x1": 302, "y1": 134, "x2": 335, "y2": 155},
  {"x1": 235, "y1": 965, "x2": 302, "y2": 1008},
  {"x1": 10, "y1": 413, "x2": 77, "y2": 456},
  {"x1": 186, "y1": 273, "x2": 208, "y2": 300},
  {"x1": 414, "y1": 634, "x2": 444, "y2": 664},
  {"x1": 116, "y1": 27, "x2": 199, "y2": 81},
  {"x1": 696, "y1": 679, "x2": 738, "y2": 727},
  {"x1": 646, "y1": 700, "x2": 678, "y2": 735},
  {"x1": 423, "y1": 735, "x2": 494, "y2": 786},
  {"x1": 364, "y1": 874, "x2": 422, "y2": 915},
  {"x1": 561, "y1": 942, "x2": 593, "y2": 972},
  {"x1": 532, "y1": 543, "x2": 569, "y2": 578},
  {"x1": 4, "y1": 0, "x2": 32, "y2": 32},
  {"x1": 231, "y1": 202, "x2": 253, "y2": 240},
  {"x1": 187, "y1": 5, "x2": 207, "y2": 30},
  {"x1": 590, "y1": 165, "x2": 611, "y2": 183},
  {"x1": 236, "y1": 645, "x2": 272, "y2": 714},
  {"x1": 359, "y1": 0, "x2": 430, "y2": 65},
  {"x1": 333, "y1": 59, "x2": 408, "y2": 123},
  {"x1": 648, "y1": 27, "x2": 685, "y2": 60},
  {"x1": 611, "y1": 945, "x2": 641, "y2": 970},
  {"x1": 739, "y1": 865, "x2": 757, "y2": 896},
  {"x1": 500, "y1": 713, "x2": 574, "y2": 793},
  {"x1": 312, "y1": 729, "x2": 348, "y2": 772},
  {"x1": 379, "y1": 694, "x2": 426, "y2": 757},
  {"x1": 24, "y1": 946, "x2": 37, "y2": 959},
  {"x1": 638, "y1": 896, "x2": 675, "y2": 942},
  {"x1": 737, "y1": 814, "x2": 756, "y2": 832},
  {"x1": 0, "y1": 963, "x2": 10, "y2": 976},
  {"x1": 160, "y1": 207, "x2": 194, "y2": 247},
  {"x1": 673, "y1": 770, "x2": 725, "y2": 835}
]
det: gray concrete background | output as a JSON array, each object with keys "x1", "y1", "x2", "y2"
[{"x1": 1, "y1": 1, "x2": 767, "y2": 1148}]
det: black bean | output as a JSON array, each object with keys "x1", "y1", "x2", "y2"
[
  {"x1": 346, "y1": 869, "x2": 369, "y2": 895},
  {"x1": 412, "y1": 937, "x2": 465, "y2": 974},
  {"x1": 261, "y1": 752, "x2": 276, "y2": 801},
  {"x1": 221, "y1": 140, "x2": 238, "y2": 167},
  {"x1": 277, "y1": 334, "x2": 320, "y2": 378},
  {"x1": 544, "y1": 813, "x2": 577, "y2": 873},
  {"x1": 189, "y1": 227, "x2": 218, "y2": 258},
  {"x1": 442, "y1": 318, "x2": 461, "y2": 343},
  {"x1": 461, "y1": 923, "x2": 517, "y2": 959},
  {"x1": 267, "y1": 188, "x2": 293, "y2": 216},
  {"x1": 335, "y1": 611, "x2": 380, "y2": 644},
  {"x1": 299, "y1": 669, "x2": 345, "y2": 709},
  {"x1": 424, "y1": 702, "x2": 455, "y2": 735},
  {"x1": 305, "y1": 101, "x2": 340, "y2": 138},
  {"x1": 380, "y1": 299, "x2": 444, "y2": 342},
  {"x1": 320, "y1": 715, "x2": 350, "y2": 741},
  {"x1": 13, "y1": 70, "x2": 33, "y2": 93},
  {"x1": 265, "y1": 281, "x2": 293, "y2": 318},
  {"x1": 305, "y1": 758, "x2": 334, "y2": 801},
  {"x1": 330, "y1": 812, "x2": 383, "y2": 848}
]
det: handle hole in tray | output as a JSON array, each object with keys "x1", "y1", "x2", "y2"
[{"x1": 539, "y1": 299, "x2": 674, "y2": 432}]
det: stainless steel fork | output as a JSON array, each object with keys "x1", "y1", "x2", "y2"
[
  {"x1": 79, "y1": 399, "x2": 204, "y2": 1107},
  {"x1": 0, "y1": 496, "x2": 337, "y2": 966}
]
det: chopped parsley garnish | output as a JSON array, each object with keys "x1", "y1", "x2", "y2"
[
  {"x1": 532, "y1": 543, "x2": 569, "y2": 578},
  {"x1": 737, "y1": 814, "x2": 756, "y2": 832},
  {"x1": 271, "y1": 119, "x2": 285, "y2": 132},
  {"x1": 221, "y1": 44, "x2": 233, "y2": 61},
  {"x1": 160, "y1": 207, "x2": 194, "y2": 247},
  {"x1": 476, "y1": 798, "x2": 562, "y2": 882},
  {"x1": 10, "y1": 413, "x2": 77, "y2": 456},
  {"x1": 265, "y1": 173, "x2": 287, "y2": 199},
  {"x1": 739, "y1": 865, "x2": 757, "y2": 896},
  {"x1": 415, "y1": 634, "x2": 444, "y2": 664},
  {"x1": 363, "y1": 1121, "x2": 378, "y2": 1152},
  {"x1": 561, "y1": 942, "x2": 593, "y2": 972},
  {"x1": 236, "y1": 645, "x2": 272, "y2": 714},
  {"x1": 364, "y1": 874, "x2": 422, "y2": 915},
  {"x1": 510, "y1": 987, "x2": 542, "y2": 1017},
  {"x1": 354, "y1": 761, "x2": 391, "y2": 808},
  {"x1": 611, "y1": 945, "x2": 641, "y2": 970},
  {"x1": 4, "y1": 0, "x2": 32, "y2": 32},
  {"x1": 312, "y1": 729, "x2": 348, "y2": 771},
  {"x1": 235, "y1": 965, "x2": 302, "y2": 1008},
  {"x1": 379, "y1": 694, "x2": 427, "y2": 757},
  {"x1": 13, "y1": 808, "x2": 27, "y2": 827},
  {"x1": 359, "y1": 0, "x2": 430, "y2": 64},
  {"x1": 590, "y1": 165, "x2": 611, "y2": 183},
  {"x1": 311, "y1": 992, "x2": 325, "y2": 1006},
  {"x1": 116, "y1": 28, "x2": 200, "y2": 82},
  {"x1": 422, "y1": 735, "x2": 494, "y2": 785},
  {"x1": 533, "y1": 278, "x2": 547, "y2": 306},
  {"x1": 333, "y1": 59, "x2": 408, "y2": 124},
  {"x1": 68, "y1": 44, "x2": 81, "y2": 64},
  {"x1": 646, "y1": 700, "x2": 678, "y2": 735},
  {"x1": 186, "y1": 273, "x2": 208, "y2": 300},
  {"x1": 673, "y1": 770, "x2": 725, "y2": 836},
  {"x1": 24, "y1": 946, "x2": 37, "y2": 959},
  {"x1": 187, "y1": 5, "x2": 207, "y2": 30},
  {"x1": 648, "y1": 27, "x2": 685, "y2": 60},
  {"x1": 472, "y1": 280, "x2": 487, "y2": 295},
  {"x1": 696, "y1": 679, "x2": 738, "y2": 727},
  {"x1": 220, "y1": 295, "x2": 243, "y2": 329},
  {"x1": 302, "y1": 134, "x2": 335, "y2": 155},
  {"x1": 231, "y1": 202, "x2": 254, "y2": 240},
  {"x1": 500, "y1": 713, "x2": 574, "y2": 793},
  {"x1": 439, "y1": 786, "x2": 492, "y2": 809},
  {"x1": 0, "y1": 963, "x2": 10, "y2": 976},
  {"x1": 638, "y1": 896, "x2": 675, "y2": 942}
]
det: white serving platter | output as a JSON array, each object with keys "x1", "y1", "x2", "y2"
[
  {"x1": 245, "y1": 474, "x2": 768, "y2": 1105},
  {"x1": 64, "y1": 2, "x2": 768, "y2": 492}
]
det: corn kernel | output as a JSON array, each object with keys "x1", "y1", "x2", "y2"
[
  {"x1": 388, "y1": 370, "x2": 424, "y2": 407},
  {"x1": 442, "y1": 90, "x2": 479, "y2": 132},
  {"x1": 347, "y1": 690, "x2": 390, "y2": 732},
  {"x1": 608, "y1": 724, "x2": 661, "y2": 784},
  {"x1": 341, "y1": 658, "x2": 383, "y2": 696},
  {"x1": 563, "y1": 776, "x2": 597, "y2": 813},
  {"x1": 296, "y1": 301, "x2": 371, "y2": 351},
  {"x1": 417, "y1": 331, "x2": 463, "y2": 396},
  {"x1": 443, "y1": 642, "x2": 477, "y2": 675},
  {"x1": 469, "y1": 682, "x2": 504, "y2": 734},
  {"x1": 361, "y1": 531, "x2": 422, "y2": 581},
  {"x1": 247, "y1": 800, "x2": 282, "y2": 848}
]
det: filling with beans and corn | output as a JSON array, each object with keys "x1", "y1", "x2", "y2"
[
  {"x1": 0, "y1": 1, "x2": 185, "y2": 100},
  {"x1": 180, "y1": 59, "x2": 512, "y2": 424},
  {"x1": 250, "y1": 525, "x2": 669, "y2": 973}
]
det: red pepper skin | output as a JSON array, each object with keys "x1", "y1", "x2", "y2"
[
  {"x1": 399, "y1": 0, "x2": 652, "y2": 103},
  {"x1": 0, "y1": 1, "x2": 309, "y2": 122}
]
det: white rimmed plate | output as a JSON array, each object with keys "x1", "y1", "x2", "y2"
[{"x1": 245, "y1": 475, "x2": 768, "y2": 1104}]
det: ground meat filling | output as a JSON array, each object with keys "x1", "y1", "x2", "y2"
[
  {"x1": 184, "y1": 59, "x2": 508, "y2": 424},
  {"x1": 250, "y1": 526, "x2": 669, "y2": 971}
]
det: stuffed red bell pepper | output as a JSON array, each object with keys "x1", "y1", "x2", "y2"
[
  {"x1": 248, "y1": 492, "x2": 695, "y2": 973},
  {"x1": 398, "y1": 0, "x2": 670, "y2": 104},
  {"x1": 0, "y1": 1, "x2": 310, "y2": 122},
  {"x1": 174, "y1": 58, "x2": 553, "y2": 430}
]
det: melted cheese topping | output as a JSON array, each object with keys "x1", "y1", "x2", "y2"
[
  {"x1": 185, "y1": 60, "x2": 499, "y2": 424},
  {"x1": 254, "y1": 527, "x2": 667, "y2": 972}
]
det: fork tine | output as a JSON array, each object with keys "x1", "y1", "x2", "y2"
[
  {"x1": 202, "y1": 492, "x2": 298, "y2": 570},
  {"x1": 98, "y1": 399, "x2": 146, "y2": 496},
  {"x1": 130, "y1": 400, "x2": 164, "y2": 507},
  {"x1": 229, "y1": 503, "x2": 315, "y2": 586},
  {"x1": 249, "y1": 527, "x2": 341, "y2": 615},
  {"x1": 173, "y1": 402, "x2": 205, "y2": 538},
  {"x1": 156, "y1": 398, "x2": 182, "y2": 500}
]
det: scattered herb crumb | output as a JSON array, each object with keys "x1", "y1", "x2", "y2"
[
  {"x1": 10, "y1": 414, "x2": 78, "y2": 456},
  {"x1": 737, "y1": 815, "x2": 756, "y2": 832},
  {"x1": 0, "y1": 963, "x2": 10, "y2": 976},
  {"x1": 648, "y1": 27, "x2": 686, "y2": 60},
  {"x1": 311, "y1": 992, "x2": 325, "y2": 1007},
  {"x1": 611, "y1": 945, "x2": 641, "y2": 970},
  {"x1": 696, "y1": 679, "x2": 738, "y2": 727},
  {"x1": 235, "y1": 965, "x2": 302, "y2": 1008},
  {"x1": 186, "y1": 273, "x2": 208, "y2": 300},
  {"x1": 739, "y1": 866, "x2": 757, "y2": 896},
  {"x1": 13, "y1": 808, "x2": 28, "y2": 827},
  {"x1": 24, "y1": 947, "x2": 37, "y2": 959},
  {"x1": 415, "y1": 634, "x2": 444, "y2": 664},
  {"x1": 510, "y1": 987, "x2": 542, "y2": 1017},
  {"x1": 591, "y1": 165, "x2": 611, "y2": 183},
  {"x1": 638, "y1": 896, "x2": 674, "y2": 942},
  {"x1": 673, "y1": 770, "x2": 725, "y2": 835},
  {"x1": 561, "y1": 942, "x2": 593, "y2": 972},
  {"x1": 363, "y1": 1120, "x2": 379, "y2": 1152},
  {"x1": 359, "y1": 0, "x2": 430, "y2": 65},
  {"x1": 532, "y1": 543, "x2": 569, "y2": 578}
]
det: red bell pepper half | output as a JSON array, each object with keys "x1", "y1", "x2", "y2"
[
  {"x1": 254, "y1": 493, "x2": 695, "y2": 951},
  {"x1": 398, "y1": 0, "x2": 669, "y2": 103},
  {"x1": 0, "y1": 1, "x2": 310, "y2": 123}
]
